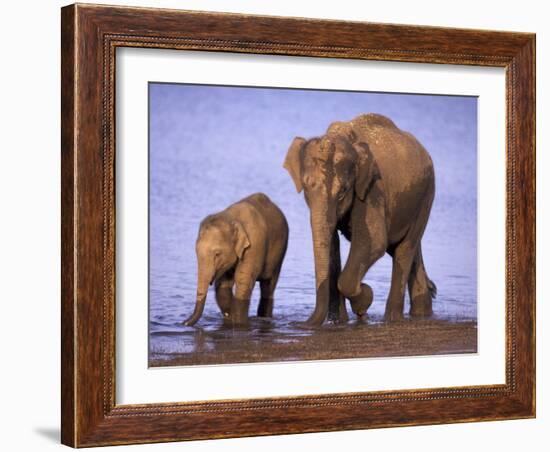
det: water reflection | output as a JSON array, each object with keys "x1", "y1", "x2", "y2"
[{"x1": 149, "y1": 299, "x2": 476, "y2": 366}]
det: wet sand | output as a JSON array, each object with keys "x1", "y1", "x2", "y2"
[{"x1": 149, "y1": 318, "x2": 477, "y2": 367}]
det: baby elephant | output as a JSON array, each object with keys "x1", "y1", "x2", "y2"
[{"x1": 183, "y1": 193, "x2": 289, "y2": 327}]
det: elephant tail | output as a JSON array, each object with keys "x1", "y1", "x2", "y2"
[{"x1": 427, "y1": 277, "x2": 437, "y2": 299}]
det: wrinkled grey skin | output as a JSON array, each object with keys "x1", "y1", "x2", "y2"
[
  {"x1": 183, "y1": 193, "x2": 289, "y2": 327},
  {"x1": 284, "y1": 113, "x2": 436, "y2": 326}
]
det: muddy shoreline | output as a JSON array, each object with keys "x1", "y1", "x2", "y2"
[{"x1": 149, "y1": 318, "x2": 477, "y2": 367}]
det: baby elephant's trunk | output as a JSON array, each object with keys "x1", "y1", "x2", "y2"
[
  {"x1": 183, "y1": 295, "x2": 206, "y2": 326},
  {"x1": 183, "y1": 270, "x2": 210, "y2": 326}
]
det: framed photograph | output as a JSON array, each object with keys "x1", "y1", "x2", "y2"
[{"x1": 61, "y1": 3, "x2": 535, "y2": 447}]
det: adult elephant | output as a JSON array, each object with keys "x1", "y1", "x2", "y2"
[{"x1": 284, "y1": 113, "x2": 436, "y2": 325}]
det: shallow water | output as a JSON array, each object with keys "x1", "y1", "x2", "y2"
[{"x1": 148, "y1": 84, "x2": 477, "y2": 364}]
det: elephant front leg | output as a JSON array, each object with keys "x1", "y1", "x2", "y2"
[
  {"x1": 231, "y1": 273, "x2": 255, "y2": 327},
  {"x1": 328, "y1": 231, "x2": 348, "y2": 323},
  {"x1": 338, "y1": 204, "x2": 386, "y2": 319},
  {"x1": 338, "y1": 258, "x2": 376, "y2": 319},
  {"x1": 215, "y1": 274, "x2": 234, "y2": 319},
  {"x1": 339, "y1": 249, "x2": 379, "y2": 318}
]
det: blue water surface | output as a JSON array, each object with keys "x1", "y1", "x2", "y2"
[{"x1": 148, "y1": 83, "x2": 477, "y2": 359}]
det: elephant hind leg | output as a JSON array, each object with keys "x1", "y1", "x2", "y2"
[
  {"x1": 385, "y1": 211, "x2": 433, "y2": 321},
  {"x1": 258, "y1": 267, "x2": 281, "y2": 318},
  {"x1": 385, "y1": 176, "x2": 435, "y2": 321},
  {"x1": 258, "y1": 280, "x2": 274, "y2": 318},
  {"x1": 408, "y1": 245, "x2": 435, "y2": 318},
  {"x1": 384, "y1": 243, "x2": 417, "y2": 321}
]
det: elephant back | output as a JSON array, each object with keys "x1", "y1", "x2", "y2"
[
  {"x1": 326, "y1": 120, "x2": 356, "y2": 142},
  {"x1": 350, "y1": 113, "x2": 428, "y2": 162},
  {"x1": 351, "y1": 113, "x2": 397, "y2": 131},
  {"x1": 327, "y1": 114, "x2": 398, "y2": 146}
]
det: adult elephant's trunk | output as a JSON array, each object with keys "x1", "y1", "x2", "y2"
[
  {"x1": 183, "y1": 265, "x2": 213, "y2": 326},
  {"x1": 307, "y1": 201, "x2": 336, "y2": 326}
]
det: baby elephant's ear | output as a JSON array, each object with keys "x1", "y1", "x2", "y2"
[
  {"x1": 354, "y1": 141, "x2": 380, "y2": 201},
  {"x1": 283, "y1": 137, "x2": 306, "y2": 193},
  {"x1": 233, "y1": 221, "x2": 250, "y2": 260}
]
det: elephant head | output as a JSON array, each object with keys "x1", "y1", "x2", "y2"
[
  {"x1": 283, "y1": 127, "x2": 380, "y2": 325},
  {"x1": 183, "y1": 216, "x2": 250, "y2": 326}
]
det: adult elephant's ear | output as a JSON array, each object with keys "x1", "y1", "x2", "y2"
[
  {"x1": 283, "y1": 137, "x2": 306, "y2": 193},
  {"x1": 354, "y1": 142, "x2": 380, "y2": 201},
  {"x1": 232, "y1": 221, "x2": 250, "y2": 260}
]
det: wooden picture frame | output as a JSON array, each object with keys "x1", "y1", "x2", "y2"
[{"x1": 61, "y1": 3, "x2": 535, "y2": 447}]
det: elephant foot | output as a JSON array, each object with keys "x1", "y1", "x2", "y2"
[
  {"x1": 384, "y1": 308, "x2": 404, "y2": 322},
  {"x1": 228, "y1": 298, "x2": 250, "y2": 328},
  {"x1": 327, "y1": 297, "x2": 348, "y2": 323},
  {"x1": 410, "y1": 293, "x2": 433, "y2": 318},
  {"x1": 257, "y1": 297, "x2": 274, "y2": 318},
  {"x1": 348, "y1": 284, "x2": 373, "y2": 318},
  {"x1": 327, "y1": 311, "x2": 341, "y2": 323}
]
